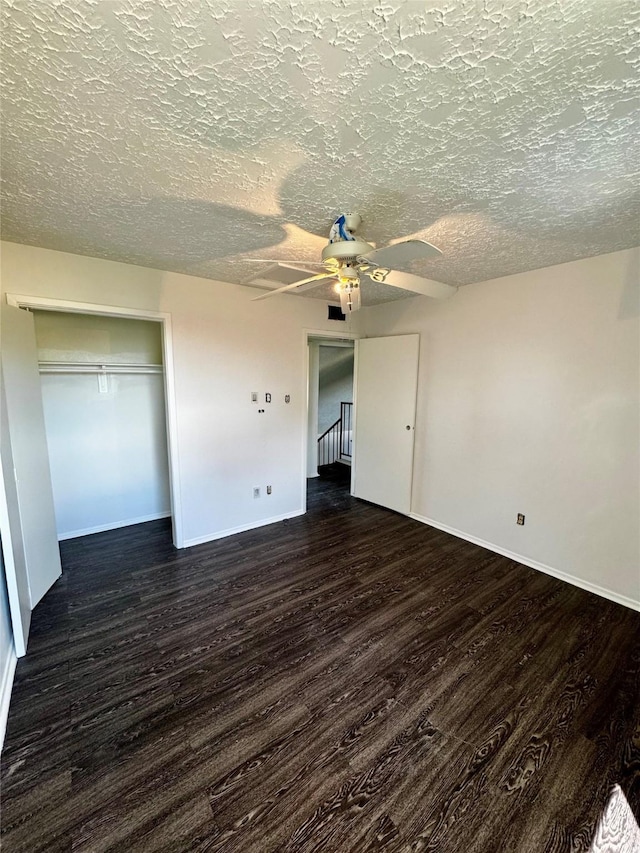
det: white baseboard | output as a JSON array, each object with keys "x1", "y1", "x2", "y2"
[
  {"x1": 409, "y1": 513, "x2": 640, "y2": 613},
  {"x1": 182, "y1": 509, "x2": 306, "y2": 549},
  {"x1": 58, "y1": 511, "x2": 172, "y2": 541},
  {"x1": 0, "y1": 643, "x2": 17, "y2": 752}
]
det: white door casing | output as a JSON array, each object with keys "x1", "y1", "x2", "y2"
[
  {"x1": 352, "y1": 334, "x2": 420, "y2": 515},
  {"x1": 5, "y1": 293, "x2": 183, "y2": 549},
  {"x1": 302, "y1": 329, "x2": 357, "y2": 513}
]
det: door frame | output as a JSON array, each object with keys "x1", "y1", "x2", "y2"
[
  {"x1": 4, "y1": 293, "x2": 184, "y2": 548},
  {"x1": 302, "y1": 328, "x2": 357, "y2": 513}
]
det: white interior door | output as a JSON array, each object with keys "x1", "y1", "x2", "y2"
[
  {"x1": 352, "y1": 334, "x2": 420, "y2": 514},
  {"x1": 0, "y1": 377, "x2": 30, "y2": 656},
  {"x1": 1, "y1": 305, "x2": 62, "y2": 616}
]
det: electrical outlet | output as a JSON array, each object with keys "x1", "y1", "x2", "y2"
[
  {"x1": 253, "y1": 487, "x2": 260, "y2": 499},
  {"x1": 517, "y1": 513, "x2": 525, "y2": 525},
  {"x1": 266, "y1": 485, "x2": 272, "y2": 495}
]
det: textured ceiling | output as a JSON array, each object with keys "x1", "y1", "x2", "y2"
[{"x1": 1, "y1": 0, "x2": 639, "y2": 306}]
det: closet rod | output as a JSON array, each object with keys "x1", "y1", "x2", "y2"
[{"x1": 38, "y1": 361, "x2": 163, "y2": 375}]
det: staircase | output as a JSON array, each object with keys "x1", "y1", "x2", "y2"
[{"x1": 317, "y1": 401, "x2": 353, "y2": 467}]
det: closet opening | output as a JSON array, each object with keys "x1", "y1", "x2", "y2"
[{"x1": 33, "y1": 309, "x2": 173, "y2": 542}]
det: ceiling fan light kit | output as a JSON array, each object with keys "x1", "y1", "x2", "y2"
[
  {"x1": 339, "y1": 284, "x2": 360, "y2": 314},
  {"x1": 251, "y1": 214, "x2": 457, "y2": 310}
]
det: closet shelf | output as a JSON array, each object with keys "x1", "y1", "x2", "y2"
[{"x1": 38, "y1": 361, "x2": 164, "y2": 375}]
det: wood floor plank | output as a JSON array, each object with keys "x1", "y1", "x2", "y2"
[{"x1": 1, "y1": 465, "x2": 638, "y2": 852}]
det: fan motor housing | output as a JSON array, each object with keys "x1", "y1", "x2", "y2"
[{"x1": 321, "y1": 239, "x2": 373, "y2": 264}]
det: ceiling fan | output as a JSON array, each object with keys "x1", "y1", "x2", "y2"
[{"x1": 249, "y1": 213, "x2": 457, "y2": 313}]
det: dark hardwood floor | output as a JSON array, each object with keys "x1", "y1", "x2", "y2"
[{"x1": 1, "y1": 465, "x2": 639, "y2": 852}]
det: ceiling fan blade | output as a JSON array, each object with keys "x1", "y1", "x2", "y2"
[
  {"x1": 367, "y1": 269, "x2": 457, "y2": 299},
  {"x1": 251, "y1": 273, "x2": 337, "y2": 301},
  {"x1": 361, "y1": 239, "x2": 441, "y2": 268},
  {"x1": 244, "y1": 258, "x2": 326, "y2": 266}
]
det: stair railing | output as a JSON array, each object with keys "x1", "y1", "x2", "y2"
[
  {"x1": 317, "y1": 402, "x2": 353, "y2": 466},
  {"x1": 340, "y1": 401, "x2": 353, "y2": 460}
]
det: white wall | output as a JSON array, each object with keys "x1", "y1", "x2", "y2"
[
  {"x1": 40, "y1": 373, "x2": 171, "y2": 538},
  {"x1": 0, "y1": 242, "x2": 362, "y2": 547},
  {"x1": 362, "y1": 248, "x2": 640, "y2": 608},
  {"x1": 318, "y1": 346, "x2": 354, "y2": 434}
]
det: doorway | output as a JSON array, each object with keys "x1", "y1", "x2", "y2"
[
  {"x1": 303, "y1": 331, "x2": 421, "y2": 521},
  {"x1": 305, "y1": 333, "x2": 355, "y2": 506}
]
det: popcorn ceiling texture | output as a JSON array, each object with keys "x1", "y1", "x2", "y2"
[{"x1": 1, "y1": 0, "x2": 639, "y2": 305}]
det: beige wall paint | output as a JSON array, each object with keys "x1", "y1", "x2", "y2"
[
  {"x1": 0, "y1": 241, "x2": 360, "y2": 546},
  {"x1": 362, "y1": 248, "x2": 640, "y2": 607}
]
